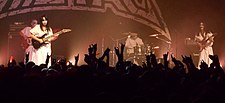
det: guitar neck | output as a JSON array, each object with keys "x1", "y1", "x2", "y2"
[
  {"x1": 201, "y1": 34, "x2": 215, "y2": 44},
  {"x1": 42, "y1": 29, "x2": 71, "y2": 42},
  {"x1": 43, "y1": 31, "x2": 64, "y2": 41}
]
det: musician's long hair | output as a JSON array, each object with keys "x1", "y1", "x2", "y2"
[{"x1": 39, "y1": 15, "x2": 51, "y2": 32}]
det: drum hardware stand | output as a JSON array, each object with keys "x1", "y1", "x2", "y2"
[
  {"x1": 155, "y1": 36, "x2": 172, "y2": 61},
  {"x1": 108, "y1": 35, "x2": 127, "y2": 66}
]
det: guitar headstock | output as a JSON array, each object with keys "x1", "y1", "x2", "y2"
[{"x1": 62, "y1": 29, "x2": 72, "y2": 33}]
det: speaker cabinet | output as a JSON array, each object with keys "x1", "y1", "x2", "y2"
[{"x1": 8, "y1": 33, "x2": 25, "y2": 63}]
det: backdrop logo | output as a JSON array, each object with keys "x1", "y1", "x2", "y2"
[{"x1": 0, "y1": 0, "x2": 171, "y2": 40}]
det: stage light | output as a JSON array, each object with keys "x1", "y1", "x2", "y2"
[
  {"x1": 9, "y1": 56, "x2": 13, "y2": 63},
  {"x1": 67, "y1": 61, "x2": 73, "y2": 66}
]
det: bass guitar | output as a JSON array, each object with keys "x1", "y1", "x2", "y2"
[
  {"x1": 198, "y1": 33, "x2": 216, "y2": 52},
  {"x1": 32, "y1": 29, "x2": 71, "y2": 49}
]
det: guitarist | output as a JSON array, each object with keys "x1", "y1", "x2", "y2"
[
  {"x1": 195, "y1": 22, "x2": 214, "y2": 69},
  {"x1": 20, "y1": 19, "x2": 38, "y2": 64},
  {"x1": 29, "y1": 15, "x2": 58, "y2": 67}
]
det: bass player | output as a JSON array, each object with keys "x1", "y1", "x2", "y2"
[{"x1": 195, "y1": 22, "x2": 215, "y2": 69}]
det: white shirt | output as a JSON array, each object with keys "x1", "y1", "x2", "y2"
[
  {"x1": 21, "y1": 27, "x2": 32, "y2": 45},
  {"x1": 125, "y1": 37, "x2": 144, "y2": 54}
]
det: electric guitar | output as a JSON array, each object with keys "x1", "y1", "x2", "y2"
[
  {"x1": 198, "y1": 33, "x2": 216, "y2": 52},
  {"x1": 32, "y1": 29, "x2": 71, "y2": 49}
]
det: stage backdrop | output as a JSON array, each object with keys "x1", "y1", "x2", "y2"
[{"x1": 0, "y1": 0, "x2": 171, "y2": 66}]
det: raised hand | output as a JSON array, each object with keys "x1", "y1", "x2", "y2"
[
  {"x1": 120, "y1": 43, "x2": 125, "y2": 61},
  {"x1": 120, "y1": 43, "x2": 125, "y2": 54},
  {"x1": 209, "y1": 55, "x2": 220, "y2": 67},
  {"x1": 45, "y1": 54, "x2": 51, "y2": 66},
  {"x1": 74, "y1": 54, "x2": 79, "y2": 66},
  {"x1": 25, "y1": 53, "x2": 29, "y2": 64},
  {"x1": 209, "y1": 55, "x2": 224, "y2": 75},
  {"x1": 163, "y1": 52, "x2": 169, "y2": 61},
  {"x1": 88, "y1": 44, "x2": 94, "y2": 55},
  {"x1": 88, "y1": 44, "x2": 96, "y2": 54},
  {"x1": 200, "y1": 60, "x2": 208, "y2": 70},
  {"x1": 182, "y1": 55, "x2": 193, "y2": 64},
  {"x1": 114, "y1": 47, "x2": 122, "y2": 62},
  {"x1": 99, "y1": 48, "x2": 110, "y2": 61},
  {"x1": 101, "y1": 48, "x2": 111, "y2": 67},
  {"x1": 84, "y1": 54, "x2": 91, "y2": 64},
  {"x1": 171, "y1": 54, "x2": 176, "y2": 63},
  {"x1": 93, "y1": 43, "x2": 97, "y2": 56},
  {"x1": 171, "y1": 54, "x2": 184, "y2": 68},
  {"x1": 104, "y1": 48, "x2": 110, "y2": 56},
  {"x1": 182, "y1": 55, "x2": 198, "y2": 73},
  {"x1": 85, "y1": 43, "x2": 99, "y2": 66},
  {"x1": 114, "y1": 44, "x2": 124, "y2": 63},
  {"x1": 163, "y1": 52, "x2": 169, "y2": 68}
]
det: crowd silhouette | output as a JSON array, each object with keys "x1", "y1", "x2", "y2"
[{"x1": 1, "y1": 43, "x2": 225, "y2": 103}]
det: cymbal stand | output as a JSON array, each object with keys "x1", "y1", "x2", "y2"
[{"x1": 155, "y1": 36, "x2": 172, "y2": 60}]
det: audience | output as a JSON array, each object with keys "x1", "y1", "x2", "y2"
[{"x1": 0, "y1": 43, "x2": 224, "y2": 103}]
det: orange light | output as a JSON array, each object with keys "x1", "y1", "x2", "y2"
[{"x1": 67, "y1": 61, "x2": 73, "y2": 66}]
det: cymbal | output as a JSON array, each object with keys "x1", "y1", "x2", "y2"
[
  {"x1": 122, "y1": 32, "x2": 138, "y2": 36},
  {"x1": 149, "y1": 34, "x2": 162, "y2": 37},
  {"x1": 152, "y1": 46, "x2": 159, "y2": 49},
  {"x1": 122, "y1": 32, "x2": 131, "y2": 35}
]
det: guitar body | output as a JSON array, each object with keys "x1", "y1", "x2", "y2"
[
  {"x1": 32, "y1": 34, "x2": 47, "y2": 49},
  {"x1": 199, "y1": 43, "x2": 207, "y2": 52}
]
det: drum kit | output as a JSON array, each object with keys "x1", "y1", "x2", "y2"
[
  {"x1": 125, "y1": 43, "x2": 160, "y2": 65},
  {"x1": 108, "y1": 32, "x2": 170, "y2": 66},
  {"x1": 121, "y1": 32, "x2": 162, "y2": 65},
  {"x1": 135, "y1": 44, "x2": 160, "y2": 55},
  {"x1": 124, "y1": 33, "x2": 171, "y2": 66}
]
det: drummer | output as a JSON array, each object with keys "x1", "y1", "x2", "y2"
[{"x1": 125, "y1": 32, "x2": 144, "y2": 56}]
